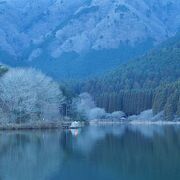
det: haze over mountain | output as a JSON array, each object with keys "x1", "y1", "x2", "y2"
[{"x1": 0, "y1": 0, "x2": 180, "y2": 78}]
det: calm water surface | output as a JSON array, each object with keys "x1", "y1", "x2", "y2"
[{"x1": 0, "y1": 125, "x2": 180, "y2": 180}]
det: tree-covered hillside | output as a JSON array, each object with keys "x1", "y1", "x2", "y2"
[
  {"x1": 153, "y1": 81, "x2": 180, "y2": 121},
  {"x1": 74, "y1": 34, "x2": 180, "y2": 120}
]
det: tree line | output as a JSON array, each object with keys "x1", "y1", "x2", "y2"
[{"x1": 71, "y1": 33, "x2": 180, "y2": 120}]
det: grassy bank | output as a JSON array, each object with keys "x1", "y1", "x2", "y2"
[{"x1": 0, "y1": 121, "x2": 73, "y2": 130}]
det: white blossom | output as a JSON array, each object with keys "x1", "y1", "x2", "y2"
[{"x1": 0, "y1": 68, "x2": 64, "y2": 123}]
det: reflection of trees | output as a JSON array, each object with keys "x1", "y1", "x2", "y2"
[
  {"x1": 0, "y1": 131, "x2": 65, "y2": 180},
  {"x1": 86, "y1": 126, "x2": 180, "y2": 180},
  {"x1": 0, "y1": 126, "x2": 179, "y2": 180},
  {"x1": 54, "y1": 126, "x2": 180, "y2": 180},
  {"x1": 60, "y1": 130, "x2": 86, "y2": 159}
]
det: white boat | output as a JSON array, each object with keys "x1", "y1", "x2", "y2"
[{"x1": 70, "y1": 121, "x2": 82, "y2": 129}]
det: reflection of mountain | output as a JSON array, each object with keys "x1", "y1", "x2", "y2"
[{"x1": 0, "y1": 0, "x2": 180, "y2": 78}]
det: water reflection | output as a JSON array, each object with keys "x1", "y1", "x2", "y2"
[
  {"x1": 70, "y1": 129, "x2": 81, "y2": 137},
  {"x1": 0, "y1": 125, "x2": 180, "y2": 180},
  {"x1": 0, "y1": 131, "x2": 64, "y2": 180}
]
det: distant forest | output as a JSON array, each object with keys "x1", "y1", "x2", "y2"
[{"x1": 71, "y1": 33, "x2": 180, "y2": 120}]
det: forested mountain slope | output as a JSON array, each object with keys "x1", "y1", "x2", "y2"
[
  {"x1": 153, "y1": 81, "x2": 180, "y2": 121},
  {"x1": 0, "y1": 0, "x2": 180, "y2": 78},
  {"x1": 74, "y1": 34, "x2": 180, "y2": 119}
]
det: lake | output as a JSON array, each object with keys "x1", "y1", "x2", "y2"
[{"x1": 0, "y1": 125, "x2": 180, "y2": 180}]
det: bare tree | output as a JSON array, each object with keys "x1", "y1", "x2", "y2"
[{"x1": 0, "y1": 68, "x2": 64, "y2": 123}]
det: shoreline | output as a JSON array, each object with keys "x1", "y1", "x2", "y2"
[
  {"x1": 129, "y1": 120, "x2": 180, "y2": 125},
  {"x1": 1, "y1": 120, "x2": 180, "y2": 130},
  {"x1": 89, "y1": 120, "x2": 180, "y2": 126},
  {"x1": 0, "y1": 121, "x2": 72, "y2": 130}
]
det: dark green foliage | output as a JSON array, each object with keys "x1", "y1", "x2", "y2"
[
  {"x1": 95, "y1": 90, "x2": 154, "y2": 115},
  {"x1": 153, "y1": 81, "x2": 180, "y2": 121},
  {"x1": 164, "y1": 104, "x2": 174, "y2": 121},
  {"x1": 176, "y1": 98, "x2": 180, "y2": 116},
  {"x1": 59, "y1": 83, "x2": 76, "y2": 117},
  {"x1": 153, "y1": 89, "x2": 168, "y2": 114},
  {"x1": 0, "y1": 65, "x2": 8, "y2": 76}
]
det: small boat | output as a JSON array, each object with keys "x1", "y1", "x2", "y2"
[{"x1": 70, "y1": 121, "x2": 82, "y2": 129}]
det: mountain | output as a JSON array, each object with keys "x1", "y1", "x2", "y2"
[
  {"x1": 0, "y1": 0, "x2": 180, "y2": 78},
  {"x1": 73, "y1": 33, "x2": 180, "y2": 119}
]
